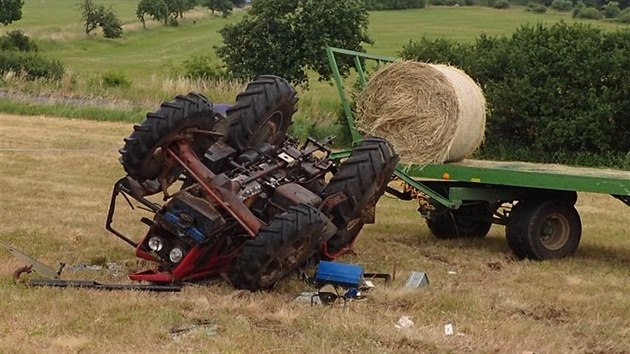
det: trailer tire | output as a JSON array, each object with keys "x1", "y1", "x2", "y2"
[
  {"x1": 229, "y1": 204, "x2": 335, "y2": 291},
  {"x1": 426, "y1": 203, "x2": 494, "y2": 239},
  {"x1": 506, "y1": 200, "x2": 581, "y2": 260},
  {"x1": 322, "y1": 137, "x2": 399, "y2": 255},
  {"x1": 227, "y1": 75, "x2": 297, "y2": 151},
  {"x1": 119, "y1": 92, "x2": 220, "y2": 182}
]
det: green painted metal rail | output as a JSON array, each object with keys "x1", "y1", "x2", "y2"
[{"x1": 404, "y1": 160, "x2": 630, "y2": 196}]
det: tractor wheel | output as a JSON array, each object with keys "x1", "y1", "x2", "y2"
[
  {"x1": 119, "y1": 92, "x2": 220, "y2": 182},
  {"x1": 426, "y1": 202, "x2": 495, "y2": 239},
  {"x1": 229, "y1": 204, "x2": 336, "y2": 291},
  {"x1": 227, "y1": 75, "x2": 297, "y2": 151},
  {"x1": 506, "y1": 200, "x2": 581, "y2": 260},
  {"x1": 321, "y1": 137, "x2": 399, "y2": 255}
]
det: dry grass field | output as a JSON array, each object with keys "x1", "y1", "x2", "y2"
[{"x1": 1, "y1": 114, "x2": 629, "y2": 353}]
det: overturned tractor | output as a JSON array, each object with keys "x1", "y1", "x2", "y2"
[{"x1": 106, "y1": 76, "x2": 398, "y2": 290}]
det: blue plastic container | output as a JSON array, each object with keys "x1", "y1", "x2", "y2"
[{"x1": 315, "y1": 261, "x2": 364, "y2": 288}]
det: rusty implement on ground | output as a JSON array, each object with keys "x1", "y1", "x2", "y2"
[
  {"x1": 0, "y1": 239, "x2": 61, "y2": 280},
  {"x1": 0, "y1": 239, "x2": 182, "y2": 292}
]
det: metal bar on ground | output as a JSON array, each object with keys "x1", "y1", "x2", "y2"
[{"x1": 27, "y1": 279, "x2": 182, "y2": 292}]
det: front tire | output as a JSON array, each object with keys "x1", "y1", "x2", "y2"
[{"x1": 229, "y1": 204, "x2": 336, "y2": 291}]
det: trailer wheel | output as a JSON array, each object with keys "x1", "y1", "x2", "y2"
[
  {"x1": 227, "y1": 75, "x2": 297, "y2": 151},
  {"x1": 506, "y1": 200, "x2": 581, "y2": 260},
  {"x1": 426, "y1": 202, "x2": 495, "y2": 239},
  {"x1": 119, "y1": 92, "x2": 220, "y2": 182},
  {"x1": 229, "y1": 204, "x2": 335, "y2": 291},
  {"x1": 322, "y1": 137, "x2": 399, "y2": 254}
]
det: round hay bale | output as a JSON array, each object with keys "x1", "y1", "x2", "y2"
[{"x1": 356, "y1": 61, "x2": 486, "y2": 164}]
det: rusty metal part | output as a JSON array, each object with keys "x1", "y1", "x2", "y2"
[
  {"x1": 272, "y1": 183, "x2": 323, "y2": 209},
  {"x1": 167, "y1": 141, "x2": 263, "y2": 237},
  {"x1": 319, "y1": 192, "x2": 348, "y2": 215},
  {"x1": 13, "y1": 265, "x2": 33, "y2": 282},
  {"x1": 399, "y1": 177, "x2": 435, "y2": 213},
  {"x1": 0, "y1": 239, "x2": 60, "y2": 279}
]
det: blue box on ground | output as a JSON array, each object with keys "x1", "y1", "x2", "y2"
[{"x1": 315, "y1": 261, "x2": 364, "y2": 288}]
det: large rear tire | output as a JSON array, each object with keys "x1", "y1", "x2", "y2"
[
  {"x1": 227, "y1": 75, "x2": 297, "y2": 151},
  {"x1": 506, "y1": 200, "x2": 581, "y2": 260},
  {"x1": 322, "y1": 137, "x2": 399, "y2": 254},
  {"x1": 229, "y1": 204, "x2": 336, "y2": 291},
  {"x1": 119, "y1": 92, "x2": 220, "y2": 182}
]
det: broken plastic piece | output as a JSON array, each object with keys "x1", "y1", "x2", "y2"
[{"x1": 404, "y1": 271, "x2": 429, "y2": 288}]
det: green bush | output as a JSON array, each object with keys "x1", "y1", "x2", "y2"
[
  {"x1": 364, "y1": 0, "x2": 426, "y2": 9},
  {"x1": 549, "y1": 0, "x2": 573, "y2": 11},
  {"x1": 101, "y1": 71, "x2": 132, "y2": 88},
  {"x1": 574, "y1": 6, "x2": 604, "y2": 19},
  {"x1": 493, "y1": 0, "x2": 510, "y2": 8},
  {"x1": 603, "y1": 1, "x2": 621, "y2": 17},
  {"x1": 100, "y1": 11, "x2": 123, "y2": 39},
  {"x1": 0, "y1": 30, "x2": 38, "y2": 52},
  {"x1": 526, "y1": 2, "x2": 548, "y2": 12},
  {"x1": 619, "y1": 8, "x2": 630, "y2": 22},
  {"x1": 400, "y1": 23, "x2": 630, "y2": 167},
  {"x1": 0, "y1": 51, "x2": 64, "y2": 80},
  {"x1": 172, "y1": 55, "x2": 227, "y2": 81}
]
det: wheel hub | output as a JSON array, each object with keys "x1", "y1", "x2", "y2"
[{"x1": 539, "y1": 213, "x2": 570, "y2": 250}]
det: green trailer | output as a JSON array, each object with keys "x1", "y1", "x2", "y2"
[{"x1": 326, "y1": 46, "x2": 630, "y2": 261}]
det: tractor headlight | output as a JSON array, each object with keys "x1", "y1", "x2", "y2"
[
  {"x1": 148, "y1": 237, "x2": 163, "y2": 252},
  {"x1": 169, "y1": 248, "x2": 184, "y2": 263}
]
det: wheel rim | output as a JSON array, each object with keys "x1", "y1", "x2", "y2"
[
  {"x1": 539, "y1": 213, "x2": 570, "y2": 250},
  {"x1": 252, "y1": 111, "x2": 283, "y2": 147}
]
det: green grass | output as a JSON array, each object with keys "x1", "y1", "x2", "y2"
[
  {"x1": 0, "y1": 98, "x2": 145, "y2": 122},
  {"x1": 368, "y1": 7, "x2": 625, "y2": 54},
  {"x1": 1, "y1": 116, "x2": 630, "y2": 353}
]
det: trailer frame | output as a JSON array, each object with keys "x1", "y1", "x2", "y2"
[{"x1": 326, "y1": 46, "x2": 630, "y2": 260}]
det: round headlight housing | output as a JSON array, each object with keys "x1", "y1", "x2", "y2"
[
  {"x1": 148, "y1": 237, "x2": 163, "y2": 252},
  {"x1": 169, "y1": 248, "x2": 184, "y2": 263}
]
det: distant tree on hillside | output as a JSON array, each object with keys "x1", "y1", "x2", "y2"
[
  {"x1": 0, "y1": 0, "x2": 23, "y2": 25},
  {"x1": 78, "y1": 0, "x2": 123, "y2": 38},
  {"x1": 136, "y1": 0, "x2": 197, "y2": 27},
  {"x1": 217, "y1": 0, "x2": 372, "y2": 87},
  {"x1": 202, "y1": 0, "x2": 233, "y2": 17}
]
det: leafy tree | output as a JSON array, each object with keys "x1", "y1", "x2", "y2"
[
  {"x1": 137, "y1": 0, "x2": 169, "y2": 26},
  {"x1": 136, "y1": 0, "x2": 196, "y2": 26},
  {"x1": 78, "y1": 0, "x2": 102, "y2": 34},
  {"x1": 202, "y1": 0, "x2": 233, "y2": 17},
  {"x1": 217, "y1": 0, "x2": 372, "y2": 87},
  {"x1": 172, "y1": 0, "x2": 198, "y2": 18},
  {"x1": 78, "y1": 0, "x2": 122, "y2": 38},
  {"x1": 100, "y1": 10, "x2": 123, "y2": 38},
  {"x1": 0, "y1": 0, "x2": 23, "y2": 25}
]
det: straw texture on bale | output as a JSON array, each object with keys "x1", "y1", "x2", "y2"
[{"x1": 356, "y1": 61, "x2": 486, "y2": 164}]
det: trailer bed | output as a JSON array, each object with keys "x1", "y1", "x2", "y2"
[{"x1": 403, "y1": 159, "x2": 630, "y2": 196}]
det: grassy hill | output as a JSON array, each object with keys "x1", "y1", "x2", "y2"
[{"x1": 4, "y1": 2, "x2": 627, "y2": 81}]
